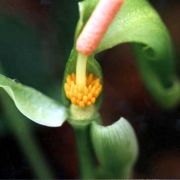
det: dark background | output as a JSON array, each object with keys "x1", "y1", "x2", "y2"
[{"x1": 0, "y1": 0, "x2": 179, "y2": 178}]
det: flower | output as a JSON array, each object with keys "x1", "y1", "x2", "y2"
[{"x1": 64, "y1": 73, "x2": 102, "y2": 108}]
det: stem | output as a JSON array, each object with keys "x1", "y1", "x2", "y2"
[
  {"x1": 74, "y1": 126, "x2": 96, "y2": 179},
  {"x1": 76, "y1": 53, "x2": 87, "y2": 89}
]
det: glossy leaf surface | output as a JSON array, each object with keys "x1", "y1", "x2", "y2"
[
  {"x1": 0, "y1": 74, "x2": 67, "y2": 127},
  {"x1": 91, "y1": 118, "x2": 138, "y2": 178}
]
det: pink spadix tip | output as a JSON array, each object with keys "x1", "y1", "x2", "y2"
[{"x1": 76, "y1": 0, "x2": 124, "y2": 56}]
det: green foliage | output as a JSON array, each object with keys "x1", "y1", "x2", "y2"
[
  {"x1": 91, "y1": 118, "x2": 138, "y2": 178},
  {"x1": 0, "y1": 74, "x2": 67, "y2": 127}
]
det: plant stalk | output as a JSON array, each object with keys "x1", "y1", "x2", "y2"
[{"x1": 74, "y1": 125, "x2": 96, "y2": 179}]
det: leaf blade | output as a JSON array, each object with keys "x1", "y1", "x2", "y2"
[
  {"x1": 0, "y1": 74, "x2": 67, "y2": 127},
  {"x1": 91, "y1": 118, "x2": 138, "y2": 178}
]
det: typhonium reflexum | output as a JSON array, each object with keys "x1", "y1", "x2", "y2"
[{"x1": 0, "y1": 0, "x2": 177, "y2": 178}]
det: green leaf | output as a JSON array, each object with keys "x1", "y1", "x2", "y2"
[
  {"x1": 77, "y1": 0, "x2": 180, "y2": 108},
  {"x1": 0, "y1": 74, "x2": 67, "y2": 127},
  {"x1": 91, "y1": 118, "x2": 138, "y2": 178}
]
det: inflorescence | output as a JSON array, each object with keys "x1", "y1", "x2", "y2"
[{"x1": 64, "y1": 73, "x2": 102, "y2": 108}]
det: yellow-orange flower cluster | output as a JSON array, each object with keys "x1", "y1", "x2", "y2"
[{"x1": 64, "y1": 73, "x2": 102, "y2": 108}]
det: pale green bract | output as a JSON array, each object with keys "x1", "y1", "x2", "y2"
[
  {"x1": 91, "y1": 118, "x2": 138, "y2": 178},
  {"x1": 0, "y1": 74, "x2": 67, "y2": 127},
  {"x1": 77, "y1": 0, "x2": 179, "y2": 109}
]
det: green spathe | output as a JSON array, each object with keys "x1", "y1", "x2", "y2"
[{"x1": 77, "y1": 0, "x2": 177, "y2": 109}]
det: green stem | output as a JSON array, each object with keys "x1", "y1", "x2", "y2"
[{"x1": 74, "y1": 125, "x2": 96, "y2": 179}]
